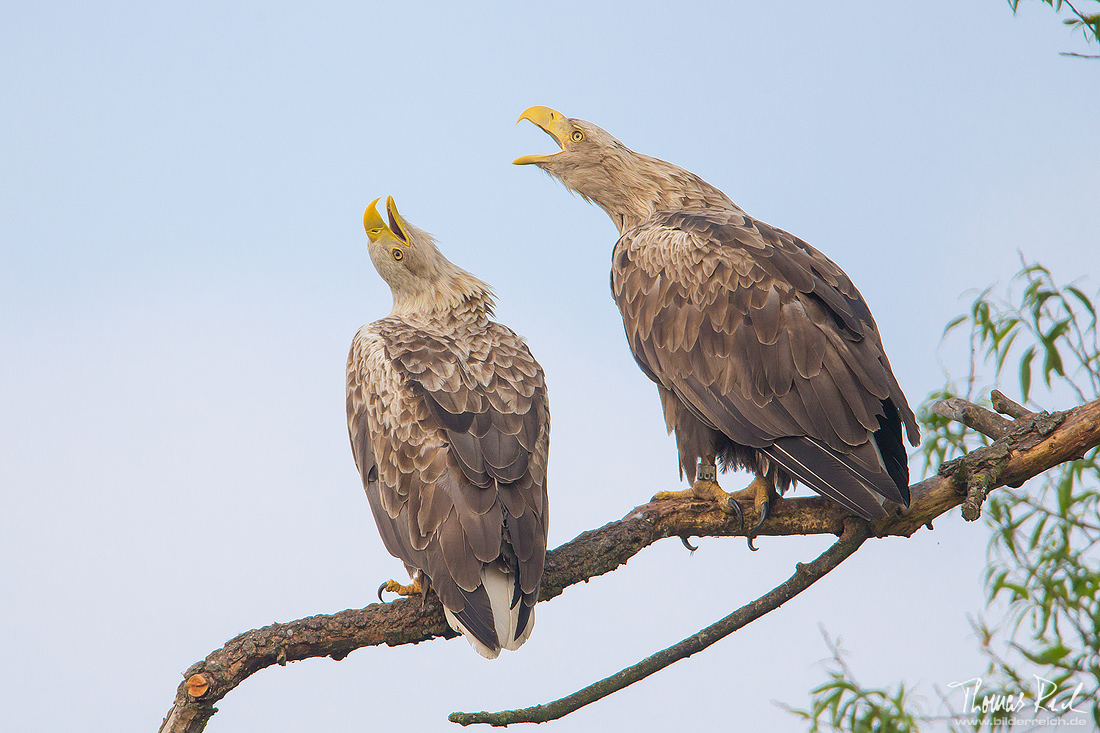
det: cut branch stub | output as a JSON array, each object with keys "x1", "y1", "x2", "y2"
[
  {"x1": 962, "y1": 466, "x2": 1002, "y2": 521},
  {"x1": 185, "y1": 674, "x2": 210, "y2": 699}
]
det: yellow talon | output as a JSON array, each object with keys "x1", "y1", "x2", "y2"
[
  {"x1": 654, "y1": 478, "x2": 745, "y2": 531},
  {"x1": 377, "y1": 577, "x2": 423, "y2": 602},
  {"x1": 730, "y1": 477, "x2": 774, "y2": 513}
]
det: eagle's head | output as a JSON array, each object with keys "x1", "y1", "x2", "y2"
[{"x1": 362, "y1": 196, "x2": 493, "y2": 318}]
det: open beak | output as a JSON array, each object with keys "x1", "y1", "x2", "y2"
[
  {"x1": 513, "y1": 105, "x2": 571, "y2": 166},
  {"x1": 363, "y1": 197, "x2": 386, "y2": 241},
  {"x1": 385, "y1": 195, "x2": 410, "y2": 244}
]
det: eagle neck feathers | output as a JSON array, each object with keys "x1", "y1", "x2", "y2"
[
  {"x1": 390, "y1": 267, "x2": 496, "y2": 326},
  {"x1": 573, "y1": 146, "x2": 741, "y2": 234}
]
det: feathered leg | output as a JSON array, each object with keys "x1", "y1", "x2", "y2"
[{"x1": 651, "y1": 393, "x2": 748, "y2": 528}]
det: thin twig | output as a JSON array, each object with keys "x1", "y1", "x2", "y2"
[
  {"x1": 1062, "y1": 0, "x2": 1089, "y2": 24},
  {"x1": 448, "y1": 519, "x2": 872, "y2": 726},
  {"x1": 1014, "y1": 495, "x2": 1100, "y2": 532}
]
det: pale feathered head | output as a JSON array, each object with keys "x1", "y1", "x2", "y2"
[
  {"x1": 513, "y1": 105, "x2": 735, "y2": 231},
  {"x1": 363, "y1": 196, "x2": 494, "y2": 318},
  {"x1": 512, "y1": 107, "x2": 636, "y2": 211}
]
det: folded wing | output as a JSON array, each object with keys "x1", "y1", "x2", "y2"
[
  {"x1": 347, "y1": 320, "x2": 549, "y2": 656},
  {"x1": 612, "y1": 208, "x2": 918, "y2": 518}
]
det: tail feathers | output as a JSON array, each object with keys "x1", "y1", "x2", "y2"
[
  {"x1": 443, "y1": 565, "x2": 534, "y2": 660},
  {"x1": 873, "y1": 400, "x2": 912, "y2": 505},
  {"x1": 767, "y1": 435, "x2": 907, "y2": 520}
]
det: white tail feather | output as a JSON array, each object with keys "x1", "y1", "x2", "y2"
[{"x1": 443, "y1": 565, "x2": 534, "y2": 660}]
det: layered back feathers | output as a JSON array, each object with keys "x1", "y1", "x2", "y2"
[
  {"x1": 518, "y1": 110, "x2": 917, "y2": 519},
  {"x1": 349, "y1": 198, "x2": 549, "y2": 657}
]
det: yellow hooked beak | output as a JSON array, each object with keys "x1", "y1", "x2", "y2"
[
  {"x1": 384, "y1": 195, "x2": 410, "y2": 244},
  {"x1": 513, "y1": 105, "x2": 572, "y2": 166},
  {"x1": 363, "y1": 197, "x2": 388, "y2": 242},
  {"x1": 363, "y1": 196, "x2": 410, "y2": 247}
]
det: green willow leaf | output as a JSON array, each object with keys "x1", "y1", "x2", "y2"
[{"x1": 1020, "y1": 345, "x2": 1037, "y2": 401}]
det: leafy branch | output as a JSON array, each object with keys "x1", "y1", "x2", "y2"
[
  {"x1": 791, "y1": 259, "x2": 1100, "y2": 731},
  {"x1": 779, "y1": 629, "x2": 924, "y2": 733},
  {"x1": 1008, "y1": 0, "x2": 1100, "y2": 56}
]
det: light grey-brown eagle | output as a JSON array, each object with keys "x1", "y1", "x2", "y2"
[
  {"x1": 347, "y1": 196, "x2": 549, "y2": 658},
  {"x1": 515, "y1": 106, "x2": 917, "y2": 544}
]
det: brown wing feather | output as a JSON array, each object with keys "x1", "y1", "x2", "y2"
[
  {"x1": 612, "y1": 209, "x2": 917, "y2": 516},
  {"x1": 346, "y1": 321, "x2": 549, "y2": 653}
]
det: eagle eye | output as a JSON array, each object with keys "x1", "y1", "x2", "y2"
[
  {"x1": 571, "y1": 130, "x2": 585, "y2": 142},
  {"x1": 391, "y1": 247, "x2": 404, "y2": 262}
]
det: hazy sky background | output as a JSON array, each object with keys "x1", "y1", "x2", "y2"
[{"x1": 2, "y1": 2, "x2": 1097, "y2": 731}]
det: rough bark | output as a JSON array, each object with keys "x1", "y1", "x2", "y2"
[
  {"x1": 932, "y1": 396, "x2": 1015, "y2": 439},
  {"x1": 159, "y1": 395, "x2": 1100, "y2": 733}
]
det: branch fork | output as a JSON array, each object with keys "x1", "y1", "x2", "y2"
[
  {"x1": 932, "y1": 390, "x2": 1065, "y2": 521},
  {"x1": 161, "y1": 393, "x2": 1100, "y2": 732}
]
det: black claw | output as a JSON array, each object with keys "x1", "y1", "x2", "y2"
[
  {"x1": 727, "y1": 496, "x2": 744, "y2": 533},
  {"x1": 751, "y1": 499, "x2": 770, "y2": 535},
  {"x1": 745, "y1": 500, "x2": 770, "y2": 552},
  {"x1": 680, "y1": 535, "x2": 699, "y2": 552},
  {"x1": 377, "y1": 582, "x2": 389, "y2": 603}
]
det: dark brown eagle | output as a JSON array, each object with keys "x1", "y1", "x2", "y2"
[
  {"x1": 515, "y1": 106, "x2": 917, "y2": 543},
  {"x1": 347, "y1": 196, "x2": 549, "y2": 657}
]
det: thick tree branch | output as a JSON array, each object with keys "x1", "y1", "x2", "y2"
[
  {"x1": 160, "y1": 395, "x2": 1100, "y2": 733},
  {"x1": 449, "y1": 518, "x2": 872, "y2": 725}
]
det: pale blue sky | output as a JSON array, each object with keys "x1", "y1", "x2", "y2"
[{"x1": 2, "y1": 2, "x2": 1097, "y2": 731}]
